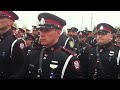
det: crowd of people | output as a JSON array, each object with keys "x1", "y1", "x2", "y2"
[{"x1": 0, "y1": 11, "x2": 120, "y2": 79}]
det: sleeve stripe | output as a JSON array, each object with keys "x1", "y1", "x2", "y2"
[
  {"x1": 117, "y1": 50, "x2": 120, "y2": 65},
  {"x1": 63, "y1": 37, "x2": 70, "y2": 48},
  {"x1": 10, "y1": 38, "x2": 26, "y2": 58},
  {"x1": 61, "y1": 55, "x2": 73, "y2": 79}
]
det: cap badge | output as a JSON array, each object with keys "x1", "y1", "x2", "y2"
[
  {"x1": 40, "y1": 18, "x2": 45, "y2": 25},
  {"x1": 79, "y1": 31, "x2": 82, "y2": 35},
  {"x1": 50, "y1": 64, "x2": 58, "y2": 69},
  {"x1": 50, "y1": 60, "x2": 58, "y2": 69},
  {"x1": 72, "y1": 60, "x2": 80, "y2": 71},
  {"x1": 99, "y1": 26, "x2": 104, "y2": 30},
  {"x1": 19, "y1": 43, "x2": 25, "y2": 50}
]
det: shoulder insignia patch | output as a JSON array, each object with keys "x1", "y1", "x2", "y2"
[
  {"x1": 19, "y1": 43, "x2": 25, "y2": 50},
  {"x1": 72, "y1": 60, "x2": 80, "y2": 71}
]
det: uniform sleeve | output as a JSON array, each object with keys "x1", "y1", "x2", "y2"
[
  {"x1": 9, "y1": 39, "x2": 27, "y2": 79},
  {"x1": 63, "y1": 55, "x2": 83, "y2": 79}
]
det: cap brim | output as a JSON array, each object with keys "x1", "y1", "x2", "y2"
[
  {"x1": 97, "y1": 30, "x2": 109, "y2": 34},
  {"x1": 39, "y1": 24, "x2": 61, "y2": 30}
]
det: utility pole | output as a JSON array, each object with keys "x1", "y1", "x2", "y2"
[
  {"x1": 81, "y1": 16, "x2": 83, "y2": 31},
  {"x1": 90, "y1": 12, "x2": 93, "y2": 31}
]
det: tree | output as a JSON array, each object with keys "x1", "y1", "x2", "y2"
[
  {"x1": 83, "y1": 27, "x2": 88, "y2": 33},
  {"x1": 93, "y1": 26, "x2": 96, "y2": 33},
  {"x1": 114, "y1": 26, "x2": 120, "y2": 31},
  {"x1": 84, "y1": 27, "x2": 88, "y2": 31}
]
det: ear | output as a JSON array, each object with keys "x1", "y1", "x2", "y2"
[{"x1": 109, "y1": 33, "x2": 114, "y2": 40}]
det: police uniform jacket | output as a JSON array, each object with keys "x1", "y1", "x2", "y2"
[
  {"x1": 61, "y1": 36, "x2": 76, "y2": 52},
  {"x1": 87, "y1": 36, "x2": 97, "y2": 48},
  {"x1": 20, "y1": 42, "x2": 82, "y2": 79},
  {"x1": 0, "y1": 29, "x2": 27, "y2": 79},
  {"x1": 78, "y1": 42, "x2": 91, "y2": 78},
  {"x1": 88, "y1": 41, "x2": 120, "y2": 79}
]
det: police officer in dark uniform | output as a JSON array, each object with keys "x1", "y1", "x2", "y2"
[
  {"x1": 0, "y1": 11, "x2": 27, "y2": 79},
  {"x1": 58, "y1": 29, "x2": 75, "y2": 52},
  {"x1": 115, "y1": 31, "x2": 120, "y2": 47},
  {"x1": 24, "y1": 33, "x2": 34, "y2": 56},
  {"x1": 78, "y1": 31, "x2": 91, "y2": 78},
  {"x1": 67, "y1": 27, "x2": 79, "y2": 53},
  {"x1": 31, "y1": 25, "x2": 41, "y2": 49},
  {"x1": 14, "y1": 28, "x2": 26, "y2": 39},
  {"x1": 87, "y1": 31, "x2": 97, "y2": 48},
  {"x1": 88, "y1": 23, "x2": 120, "y2": 79},
  {"x1": 18, "y1": 12, "x2": 82, "y2": 79}
]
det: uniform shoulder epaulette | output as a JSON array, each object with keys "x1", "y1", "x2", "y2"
[{"x1": 61, "y1": 47, "x2": 77, "y2": 56}]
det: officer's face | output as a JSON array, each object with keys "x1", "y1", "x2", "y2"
[
  {"x1": 25, "y1": 39, "x2": 33, "y2": 47},
  {"x1": 79, "y1": 36, "x2": 86, "y2": 43},
  {"x1": 96, "y1": 32, "x2": 113, "y2": 45},
  {"x1": 67, "y1": 31, "x2": 73, "y2": 36},
  {"x1": 40, "y1": 28, "x2": 61, "y2": 47},
  {"x1": 16, "y1": 30, "x2": 25, "y2": 38},
  {"x1": 32, "y1": 30, "x2": 39, "y2": 36},
  {"x1": 116, "y1": 36, "x2": 120, "y2": 43},
  {"x1": 72, "y1": 31, "x2": 78, "y2": 36},
  {"x1": 0, "y1": 17, "x2": 13, "y2": 31},
  {"x1": 68, "y1": 31, "x2": 77, "y2": 36}
]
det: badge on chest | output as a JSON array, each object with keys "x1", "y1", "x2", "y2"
[
  {"x1": 109, "y1": 51, "x2": 114, "y2": 56},
  {"x1": 50, "y1": 60, "x2": 58, "y2": 69}
]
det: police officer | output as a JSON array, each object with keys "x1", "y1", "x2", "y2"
[
  {"x1": 67, "y1": 27, "x2": 79, "y2": 53},
  {"x1": 31, "y1": 25, "x2": 42, "y2": 49},
  {"x1": 69, "y1": 27, "x2": 79, "y2": 52},
  {"x1": 87, "y1": 31, "x2": 97, "y2": 48},
  {"x1": 14, "y1": 28, "x2": 26, "y2": 39},
  {"x1": 26, "y1": 29, "x2": 31, "y2": 34},
  {"x1": 19, "y1": 12, "x2": 82, "y2": 79},
  {"x1": 115, "y1": 31, "x2": 120, "y2": 47},
  {"x1": 58, "y1": 30, "x2": 75, "y2": 52},
  {"x1": 24, "y1": 33, "x2": 34, "y2": 56},
  {"x1": 88, "y1": 23, "x2": 120, "y2": 79},
  {"x1": 78, "y1": 31, "x2": 91, "y2": 78},
  {"x1": 0, "y1": 11, "x2": 27, "y2": 79}
]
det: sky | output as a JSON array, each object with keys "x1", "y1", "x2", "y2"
[{"x1": 14, "y1": 11, "x2": 120, "y2": 32}]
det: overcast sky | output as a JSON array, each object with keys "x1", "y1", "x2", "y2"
[{"x1": 14, "y1": 11, "x2": 120, "y2": 31}]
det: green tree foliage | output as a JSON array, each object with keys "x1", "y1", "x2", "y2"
[
  {"x1": 82, "y1": 27, "x2": 88, "y2": 34},
  {"x1": 114, "y1": 26, "x2": 120, "y2": 31},
  {"x1": 93, "y1": 26, "x2": 96, "y2": 33}
]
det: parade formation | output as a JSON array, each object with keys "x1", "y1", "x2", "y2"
[{"x1": 0, "y1": 11, "x2": 120, "y2": 79}]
